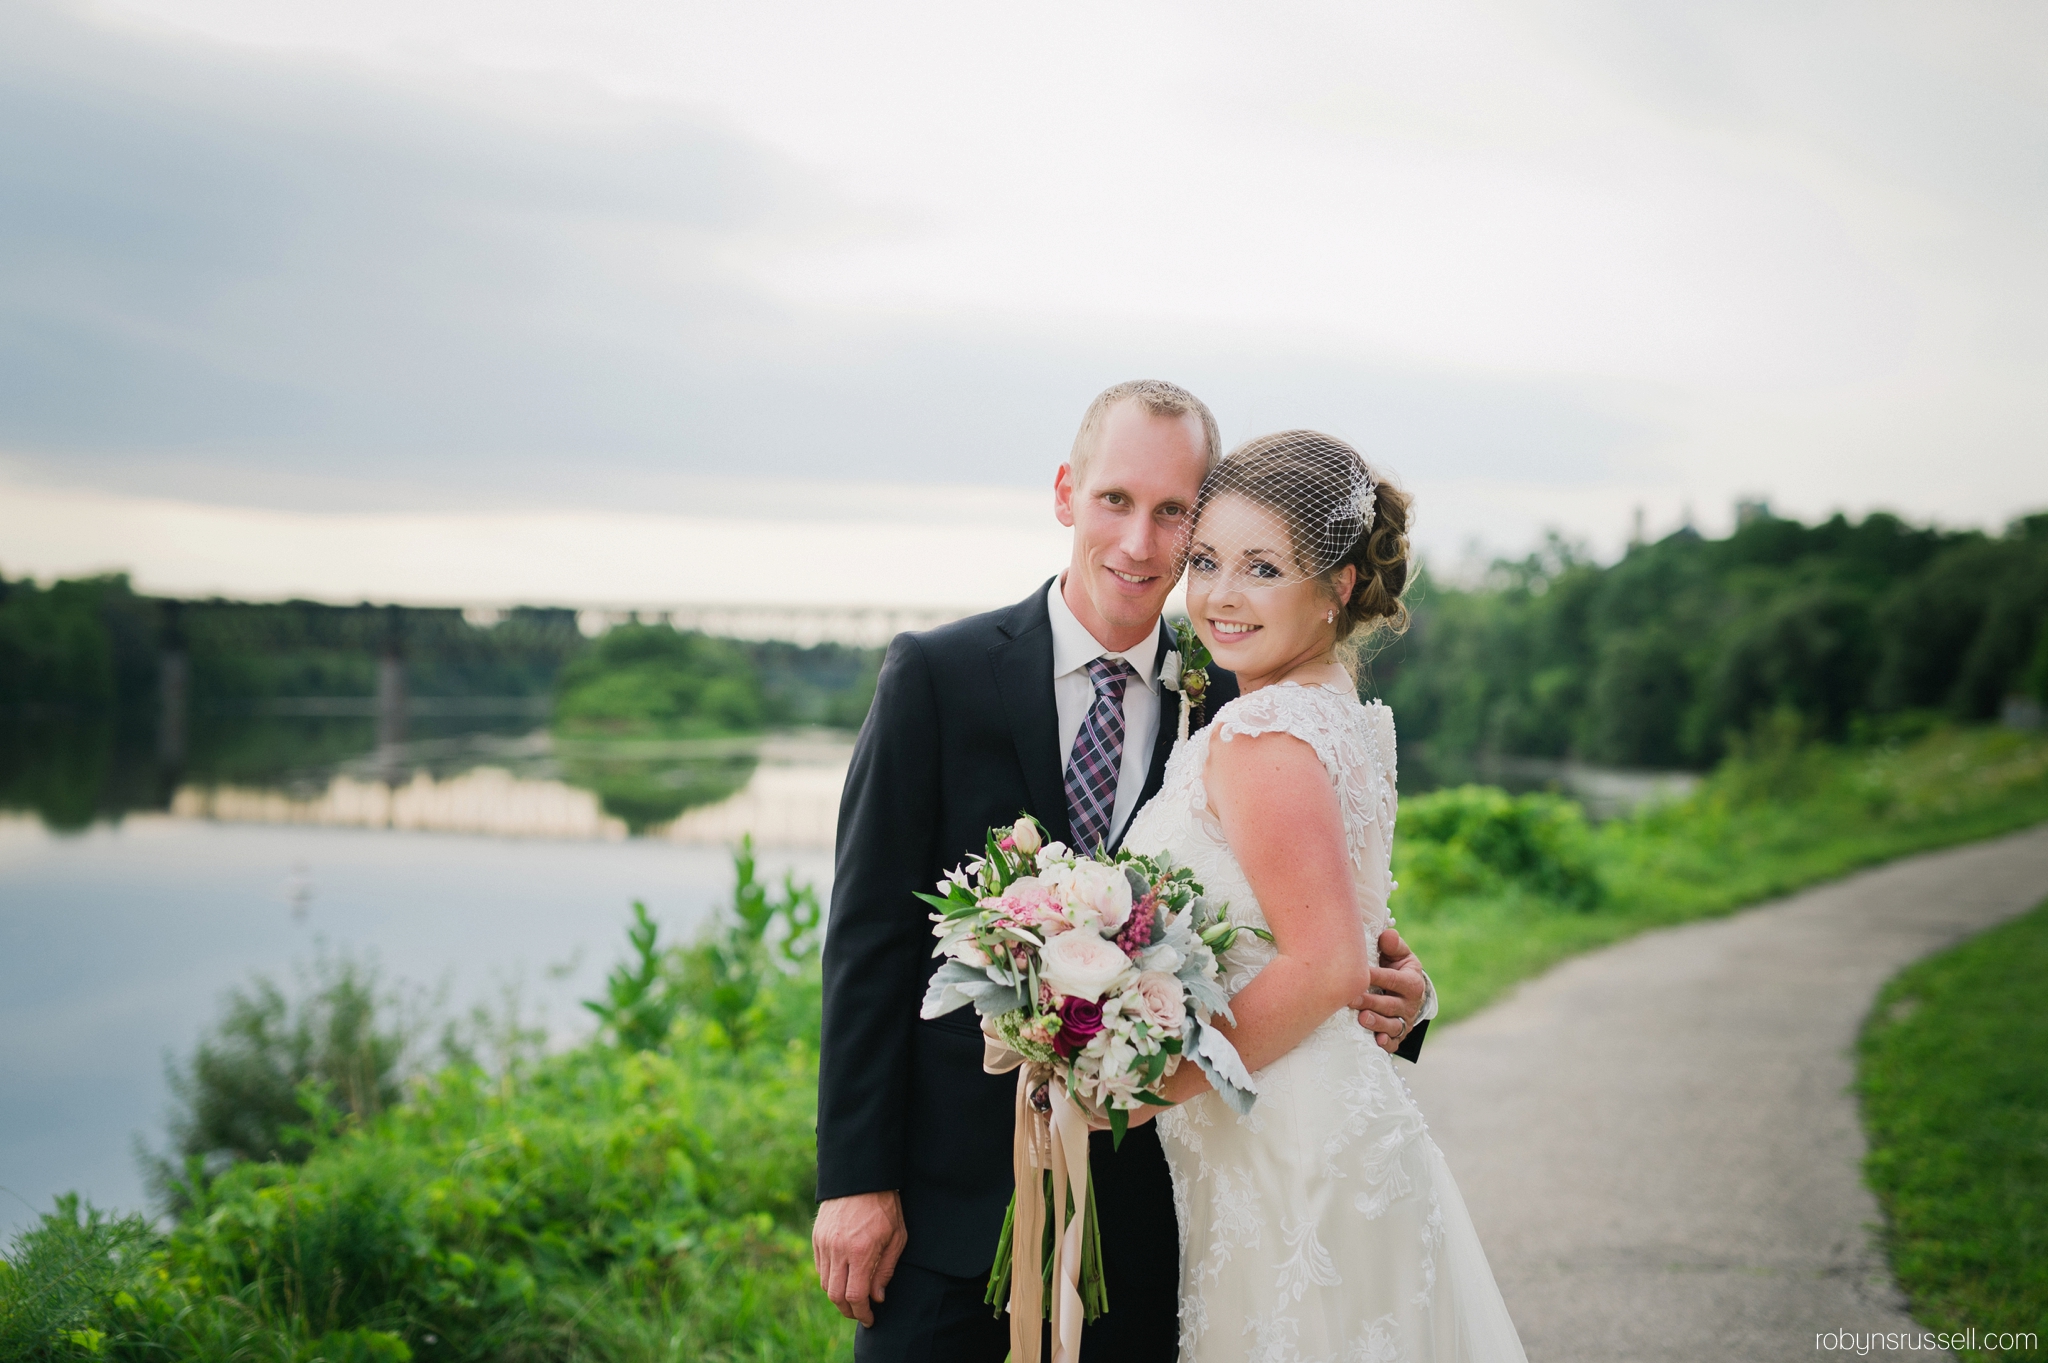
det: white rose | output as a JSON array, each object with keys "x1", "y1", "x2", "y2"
[
  {"x1": 1045, "y1": 859, "x2": 1133, "y2": 932},
  {"x1": 1010, "y1": 818, "x2": 1043, "y2": 855},
  {"x1": 1158, "y1": 649, "x2": 1183, "y2": 691},
  {"x1": 1130, "y1": 971, "x2": 1184, "y2": 1035},
  {"x1": 1062, "y1": 904, "x2": 1103, "y2": 936},
  {"x1": 1040, "y1": 927, "x2": 1137, "y2": 1002}
]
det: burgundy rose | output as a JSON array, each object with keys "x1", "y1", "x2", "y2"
[{"x1": 1052, "y1": 996, "x2": 1105, "y2": 1060}]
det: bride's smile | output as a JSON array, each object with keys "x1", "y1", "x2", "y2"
[{"x1": 1185, "y1": 489, "x2": 1359, "y2": 694}]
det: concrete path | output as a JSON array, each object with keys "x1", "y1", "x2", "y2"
[{"x1": 1404, "y1": 823, "x2": 2048, "y2": 1363}]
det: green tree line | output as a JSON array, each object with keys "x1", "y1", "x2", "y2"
[
  {"x1": 8, "y1": 503, "x2": 2046, "y2": 829},
  {"x1": 0, "y1": 576, "x2": 882, "y2": 829},
  {"x1": 1371, "y1": 508, "x2": 2048, "y2": 769},
  {"x1": 0, "y1": 575, "x2": 880, "y2": 727},
  {"x1": 0, "y1": 578, "x2": 589, "y2": 713}
]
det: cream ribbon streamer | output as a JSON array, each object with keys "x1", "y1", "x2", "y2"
[{"x1": 983, "y1": 1026, "x2": 1093, "y2": 1363}]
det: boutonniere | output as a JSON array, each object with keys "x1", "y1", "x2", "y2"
[{"x1": 1160, "y1": 617, "x2": 1212, "y2": 742}]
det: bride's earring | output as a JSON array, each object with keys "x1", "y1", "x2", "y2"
[{"x1": 1325, "y1": 608, "x2": 1335, "y2": 624}]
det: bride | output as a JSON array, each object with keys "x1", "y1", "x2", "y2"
[{"x1": 1119, "y1": 432, "x2": 1527, "y2": 1362}]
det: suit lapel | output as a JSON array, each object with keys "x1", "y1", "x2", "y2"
[
  {"x1": 1133, "y1": 619, "x2": 1177, "y2": 818},
  {"x1": 989, "y1": 582, "x2": 1073, "y2": 848}
]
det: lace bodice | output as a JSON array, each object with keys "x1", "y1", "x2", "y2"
[{"x1": 1125, "y1": 681, "x2": 1399, "y2": 996}]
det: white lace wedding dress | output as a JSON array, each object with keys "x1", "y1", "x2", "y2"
[{"x1": 1122, "y1": 682, "x2": 1527, "y2": 1363}]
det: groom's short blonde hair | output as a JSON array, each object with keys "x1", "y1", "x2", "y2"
[{"x1": 1068, "y1": 380, "x2": 1222, "y2": 484}]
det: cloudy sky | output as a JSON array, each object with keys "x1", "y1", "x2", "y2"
[{"x1": 3, "y1": 0, "x2": 2044, "y2": 606}]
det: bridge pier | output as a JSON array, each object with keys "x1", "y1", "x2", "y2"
[
  {"x1": 376, "y1": 604, "x2": 406, "y2": 782},
  {"x1": 157, "y1": 600, "x2": 187, "y2": 773}
]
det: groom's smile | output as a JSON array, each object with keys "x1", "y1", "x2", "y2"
[{"x1": 1053, "y1": 397, "x2": 1213, "y2": 654}]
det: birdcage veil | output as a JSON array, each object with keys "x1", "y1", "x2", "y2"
[{"x1": 1184, "y1": 430, "x2": 1379, "y2": 594}]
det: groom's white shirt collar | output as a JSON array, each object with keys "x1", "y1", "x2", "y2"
[{"x1": 1047, "y1": 577, "x2": 1163, "y2": 848}]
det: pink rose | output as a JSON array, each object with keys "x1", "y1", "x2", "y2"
[
  {"x1": 995, "y1": 877, "x2": 1067, "y2": 933},
  {"x1": 1129, "y1": 971, "x2": 1184, "y2": 1035}
]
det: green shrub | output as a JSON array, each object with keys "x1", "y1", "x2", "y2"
[
  {"x1": 144, "y1": 954, "x2": 419, "y2": 1200},
  {"x1": 0, "y1": 1196, "x2": 158, "y2": 1362},
  {"x1": 1395, "y1": 785, "x2": 1604, "y2": 912},
  {"x1": 555, "y1": 627, "x2": 763, "y2": 738},
  {"x1": 586, "y1": 838, "x2": 823, "y2": 1053}
]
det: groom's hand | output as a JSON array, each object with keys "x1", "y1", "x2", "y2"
[
  {"x1": 1354, "y1": 927, "x2": 1426, "y2": 1053},
  {"x1": 813, "y1": 1190, "x2": 908, "y2": 1328}
]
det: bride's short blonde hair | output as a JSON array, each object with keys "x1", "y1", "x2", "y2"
[{"x1": 1067, "y1": 380, "x2": 1223, "y2": 483}]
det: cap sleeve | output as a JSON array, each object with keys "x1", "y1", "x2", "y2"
[{"x1": 1209, "y1": 684, "x2": 1349, "y2": 787}]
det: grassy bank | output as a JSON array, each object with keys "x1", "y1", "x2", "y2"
[
  {"x1": 0, "y1": 848, "x2": 850, "y2": 1363},
  {"x1": 1857, "y1": 899, "x2": 2048, "y2": 1362},
  {"x1": 1397, "y1": 722, "x2": 2048, "y2": 1022}
]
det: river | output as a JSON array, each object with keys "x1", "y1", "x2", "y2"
[{"x1": 0, "y1": 719, "x2": 845, "y2": 1238}]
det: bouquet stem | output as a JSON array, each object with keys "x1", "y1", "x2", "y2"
[{"x1": 984, "y1": 1170, "x2": 1107, "y2": 1324}]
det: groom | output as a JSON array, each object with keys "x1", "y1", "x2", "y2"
[{"x1": 814, "y1": 380, "x2": 1435, "y2": 1362}]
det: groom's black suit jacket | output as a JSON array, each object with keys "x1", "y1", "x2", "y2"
[{"x1": 817, "y1": 579, "x2": 1427, "y2": 1281}]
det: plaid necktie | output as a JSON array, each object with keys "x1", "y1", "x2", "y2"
[{"x1": 1065, "y1": 656, "x2": 1134, "y2": 855}]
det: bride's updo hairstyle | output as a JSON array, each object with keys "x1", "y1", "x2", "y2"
[{"x1": 1194, "y1": 430, "x2": 1412, "y2": 645}]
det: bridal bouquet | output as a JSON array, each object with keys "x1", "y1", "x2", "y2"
[{"x1": 918, "y1": 815, "x2": 1262, "y2": 1362}]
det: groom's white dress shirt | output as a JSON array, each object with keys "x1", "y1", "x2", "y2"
[{"x1": 1048, "y1": 577, "x2": 1162, "y2": 850}]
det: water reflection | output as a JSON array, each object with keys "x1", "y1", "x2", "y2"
[
  {"x1": 166, "y1": 733, "x2": 850, "y2": 847},
  {"x1": 1, "y1": 717, "x2": 852, "y2": 847},
  {"x1": 3, "y1": 712, "x2": 1699, "y2": 843},
  {"x1": 553, "y1": 737, "x2": 759, "y2": 834}
]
